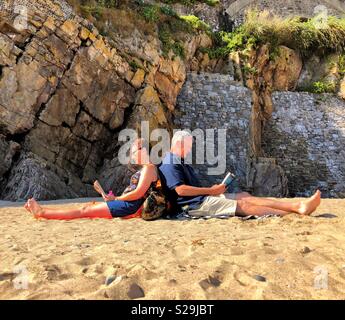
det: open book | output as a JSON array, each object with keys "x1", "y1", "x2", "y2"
[
  {"x1": 221, "y1": 171, "x2": 236, "y2": 187},
  {"x1": 94, "y1": 180, "x2": 107, "y2": 198}
]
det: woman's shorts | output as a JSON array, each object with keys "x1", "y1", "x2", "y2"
[{"x1": 106, "y1": 199, "x2": 143, "y2": 218}]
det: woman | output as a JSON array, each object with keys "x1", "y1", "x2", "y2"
[{"x1": 24, "y1": 138, "x2": 158, "y2": 220}]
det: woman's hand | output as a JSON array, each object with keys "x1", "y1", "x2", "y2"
[{"x1": 102, "y1": 195, "x2": 117, "y2": 202}]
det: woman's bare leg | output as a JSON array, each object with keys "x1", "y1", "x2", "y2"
[
  {"x1": 235, "y1": 190, "x2": 321, "y2": 215},
  {"x1": 25, "y1": 199, "x2": 112, "y2": 220},
  {"x1": 26, "y1": 202, "x2": 102, "y2": 213},
  {"x1": 236, "y1": 200, "x2": 291, "y2": 217}
]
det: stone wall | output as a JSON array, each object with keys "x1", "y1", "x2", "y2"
[
  {"x1": 174, "y1": 72, "x2": 252, "y2": 188},
  {"x1": 263, "y1": 92, "x2": 345, "y2": 198},
  {"x1": 176, "y1": 72, "x2": 345, "y2": 198}
]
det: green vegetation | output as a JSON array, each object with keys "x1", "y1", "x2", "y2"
[
  {"x1": 128, "y1": 60, "x2": 140, "y2": 71},
  {"x1": 158, "y1": 24, "x2": 185, "y2": 58},
  {"x1": 243, "y1": 65, "x2": 258, "y2": 76},
  {"x1": 299, "y1": 80, "x2": 337, "y2": 94},
  {"x1": 180, "y1": 15, "x2": 211, "y2": 34},
  {"x1": 339, "y1": 54, "x2": 345, "y2": 77},
  {"x1": 198, "y1": 9, "x2": 345, "y2": 61},
  {"x1": 311, "y1": 81, "x2": 337, "y2": 94},
  {"x1": 243, "y1": 10, "x2": 345, "y2": 56},
  {"x1": 160, "y1": 5, "x2": 178, "y2": 17},
  {"x1": 142, "y1": 4, "x2": 160, "y2": 22}
]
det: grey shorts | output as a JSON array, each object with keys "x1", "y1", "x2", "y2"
[{"x1": 187, "y1": 193, "x2": 237, "y2": 218}]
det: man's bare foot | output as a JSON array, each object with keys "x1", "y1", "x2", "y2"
[
  {"x1": 297, "y1": 190, "x2": 321, "y2": 215},
  {"x1": 27, "y1": 198, "x2": 44, "y2": 219}
]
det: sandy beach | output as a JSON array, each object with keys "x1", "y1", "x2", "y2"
[{"x1": 0, "y1": 198, "x2": 344, "y2": 300}]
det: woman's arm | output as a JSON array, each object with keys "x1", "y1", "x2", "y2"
[{"x1": 115, "y1": 165, "x2": 156, "y2": 202}]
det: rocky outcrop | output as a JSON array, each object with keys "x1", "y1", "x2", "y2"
[
  {"x1": 2, "y1": 153, "x2": 84, "y2": 200},
  {"x1": 0, "y1": 0, "x2": 213, "y2": 201},
  {"x1": 243, "y1": 45, "x2": 304, "y2": 195},
  {"x1": 0, "y1": 136, "x2": 21, "y2": 188},
  {"x1": 272, "y1": 46, "x2": 302, "y2": 91},
  {"x1": 245, "y1": 45, "x2": 304, "y2": 154},
  {"x1": 247, "y1": 158, "x2": 288, "y2": 197},
  {"x1": 297, "y1": 53, "x2": 342, "y2": 91}
]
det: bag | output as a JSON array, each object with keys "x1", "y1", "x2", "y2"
[
  {"x1": 141, "y1": 190, "x2": 167, "y2": 221},
  {"x1": 141, "y1": 171, "x2": 170, "y2": 221}
]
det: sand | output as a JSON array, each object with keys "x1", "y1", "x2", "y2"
[{"x1": 0, "y1": 198, "x2": 345, "y2": 300}]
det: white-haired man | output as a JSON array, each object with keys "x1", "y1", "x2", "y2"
[{"x1": 158, "y1": 131, "x2": 321, "y2": 218}]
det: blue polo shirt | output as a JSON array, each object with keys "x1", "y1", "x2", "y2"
[{"x1": 158, "y1": 152, "x2": 205, "y2": 213}]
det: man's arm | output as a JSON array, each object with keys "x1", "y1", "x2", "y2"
[{"x1": 175, "y1": 184, "x2": 226, "y2": 197}]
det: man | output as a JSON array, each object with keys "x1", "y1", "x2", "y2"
[{"x1": 159, "y1": 131, "x2": 321, "y2": 218}]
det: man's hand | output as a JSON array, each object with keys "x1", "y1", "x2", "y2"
[{"x1": 208, "y1": 184, "x2": 227, "y2": 196}]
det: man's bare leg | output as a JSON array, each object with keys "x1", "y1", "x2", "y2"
[
  {"x1": 234, "y1": 190, "x2": 321, "y2": 216},
  {"x1": 235, "y1": 200, "x2": 291, "y2": 217}
]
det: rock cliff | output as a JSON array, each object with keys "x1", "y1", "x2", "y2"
[{"x1": 0, "y1": 0, "x2": 217, "y2": 200}]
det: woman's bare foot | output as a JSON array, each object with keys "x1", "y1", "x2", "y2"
[
  {"x1": 24, "y1": 199, "x2": 31, "y2": 213},
  {"x1": 297, "y1": 190, "x2": 321, "y2": 215},
  {"x1": 27, "y1": 198, "x2": 44, "y2": 219}
]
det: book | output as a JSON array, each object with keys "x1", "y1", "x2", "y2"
[
  {"x1": 94, "y1": 180, "x2": 107, "y2": 198},
  {"x1": 221, "y1": 172, "x2": 236, "y2": 187}
]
